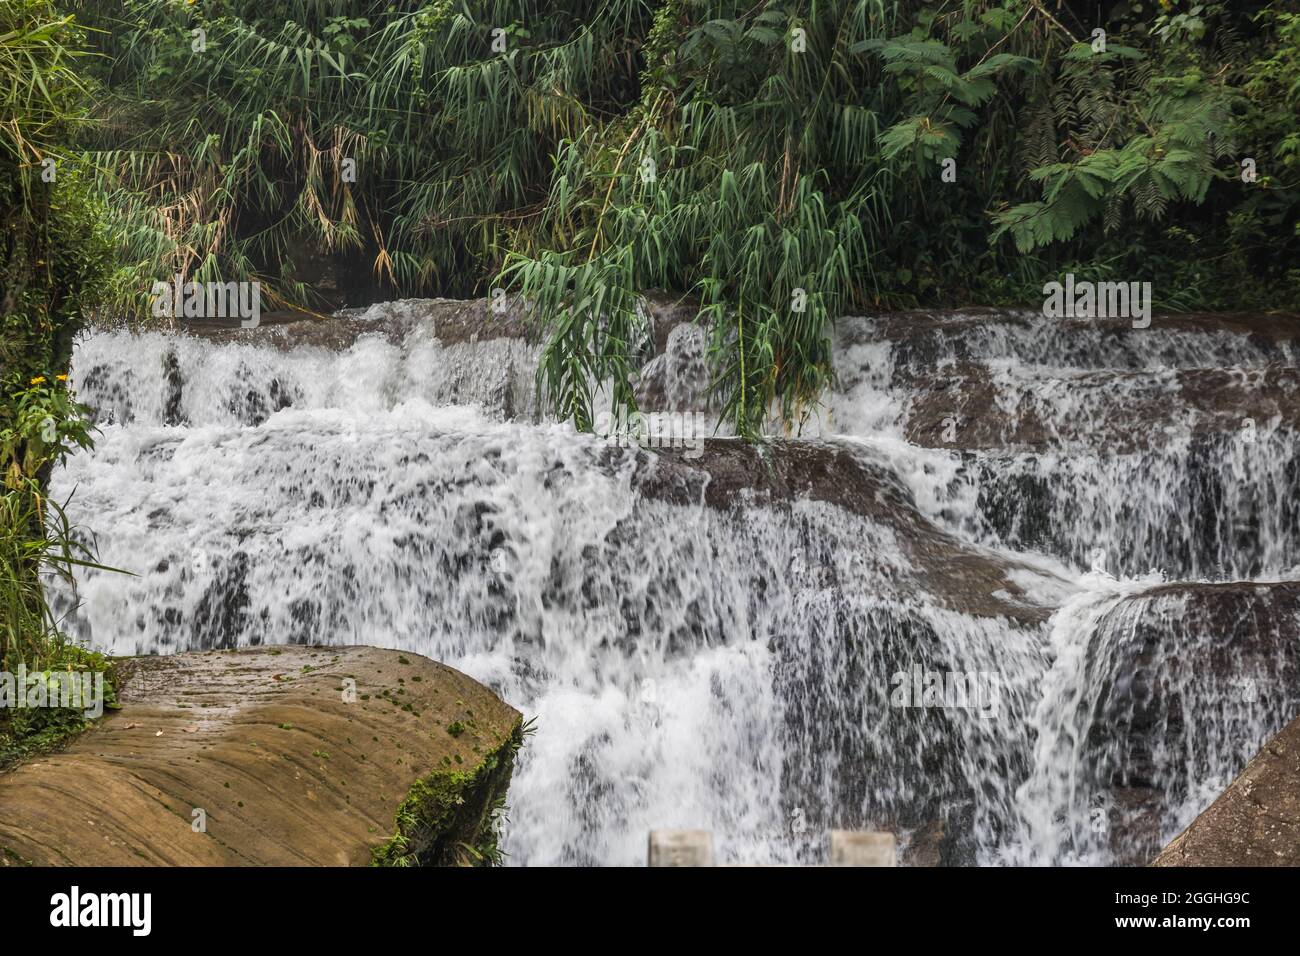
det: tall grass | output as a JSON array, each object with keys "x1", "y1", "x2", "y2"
[
  {"x1": 0, "y1": 483, "x2": 115, "y2": 669},
  {"x1": 1, "y1": 1, "x2": 114, "y2": 672}
]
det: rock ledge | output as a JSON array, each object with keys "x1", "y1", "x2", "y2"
[{"x1": 0, "y1": 645, "x2": 522, "y2": 866}]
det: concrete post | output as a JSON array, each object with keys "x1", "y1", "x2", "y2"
[
  {"x1": 648, "y1": 829, "x2": 714, "y2": 867},
  {"x1": 828, "y1": 830, "x2": 896, "y2": 866}
]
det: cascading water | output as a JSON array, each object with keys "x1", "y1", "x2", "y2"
[
  {"x1": 50, "y1": 301, "x2": 1300, "y2": 865},
  {"x1": 828, "y1": 311, "x2": 1300, "y2": 580},
  {"x1": 1011, "y1": 576, "x2": 1300, "y2": 865}
]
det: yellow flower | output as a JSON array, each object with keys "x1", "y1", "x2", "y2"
[
  {"x1": 55, "y1": 374, "x2": 68, "y2": 381},
  {"x1": 30, "y1": 376, "x2": 45, "y2": 385}
]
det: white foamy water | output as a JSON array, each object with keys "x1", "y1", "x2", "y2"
[
  {"x1": 828, "y1": 312, "x2": 1300, "y2": 580},
  {"x1": 50, "y1": 303, "x2": 1300, "y2": 865},
  {"x1": 1009, "y1": 573, "x2": 1300, "y2": 865}
]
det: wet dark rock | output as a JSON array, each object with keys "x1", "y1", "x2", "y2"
[
  {"x1": 229, "y1": 372, "x2": 295, "y2": 426},
  {"x1": 162, "y1": 348, "x2": 185, "y2": 425},
  {"x1": 967, "y1": 434, "x2": 1300, "y2": 579},
  {"x1": 901, "y1": 806, "x2": 978, "y2": 866},
  {"x1": 839, "y1": 309, "x2": 1300, "y2": 375},
  {"x1": 77, "y1": 361, "x2": 136, "y2": 424},
  {"x1": 192, "y1": 552, "x2": 255, "y2": 649},
  {"x1": 1085, "y1": 581, "x2": 1300, "y2": 864},
  {"x1": 835, "y1": 308, "x2": 1300, "y2": 455},
  {"x1": 179, "y1": 291, "x2": 699, "y2": 352},
  {"x1": 903, "y1": 365, "x2": 1300, "y2": 452},
  {"x1": 640, "y1": 438, "x2": 1061, "y2": 623}
]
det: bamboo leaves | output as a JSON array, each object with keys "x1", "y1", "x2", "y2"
[{"x1": 62, "y1": 0, "x2": 1300, "y2": 433}]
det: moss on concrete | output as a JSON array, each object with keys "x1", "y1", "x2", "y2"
[{"x1": 372, "y1": 719, "x2": 526, "y2": 867}]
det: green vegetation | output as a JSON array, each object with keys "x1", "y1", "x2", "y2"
[
  {"x1": 0, "y1": 644, "x2": 118, "y2": 770},
  {"x1": 1, "y1": 0, "x2": 116, "y2": 754},
  {"x1": 2, "y1": 1, "x2": 110, "y2": 409},
  {"x1": 372, "y1": 717, "x2": 525, "y2": 866},
  {"x1": 60, "y1": 0, "x2": 1298, "y2": 437}
]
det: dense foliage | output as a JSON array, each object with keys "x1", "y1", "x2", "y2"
[
  {"x1": 1, "y1": 0, "x2": 112, "y2": 676},
  {"x1": 2, "y1": 0, "x2": 1295, "y2": 427},
  {"x1": 67, "y1": 0, "x2": 1299, "y2": 436}
]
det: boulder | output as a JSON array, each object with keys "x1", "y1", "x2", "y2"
[{"x1": 0, "y1": 645, "x2": 523, "y2": 866}]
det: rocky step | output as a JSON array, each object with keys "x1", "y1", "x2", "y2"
[
  {"x1": 176, "y1": 292, "x2": 699, "y2": 353},
  {"x1": 836, "y1": 310, "x2": 1300, "y2": 373},
  {"x1": 1152, "y1": 709, "x2": 1300, "y2": 866},
  {"x1": 0, "y1": 646, "x2": 523, "y2": 866},
  {"x1": 641, "y1": 438, "x2": 1068, "y2": 624},
  {"x1": 901, "y1": 363, "x2": 1300, "y2": 452}
]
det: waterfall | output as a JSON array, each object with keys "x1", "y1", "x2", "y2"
[
  {"x1": 1012, "y1": 577, "x2": 1300, "y2": 865},
  {"x1": 50, "y1": 302, "x2": 1300, "y2": 865}
]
